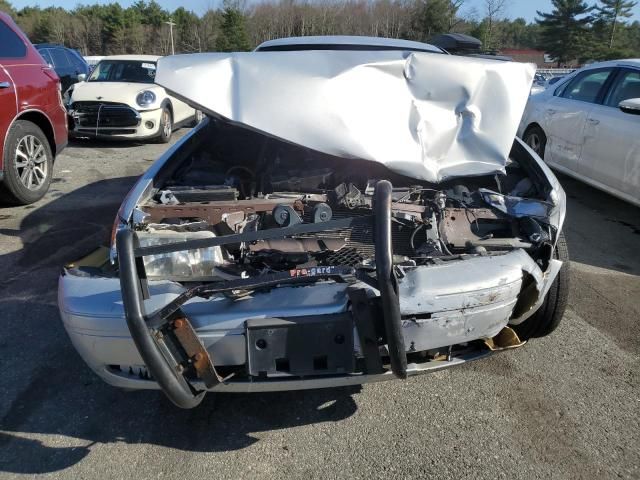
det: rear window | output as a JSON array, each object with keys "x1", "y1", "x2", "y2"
[
  {"x1": 49, "y1": 48, "x2": 71, "y2": 67},
  {"x1": 0, "y1": 19, "x2": 27, "y2": 58}
]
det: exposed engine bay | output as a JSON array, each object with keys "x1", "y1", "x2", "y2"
[{"x1": 134, "y1": 123, "x2": 556, "y2": 283}]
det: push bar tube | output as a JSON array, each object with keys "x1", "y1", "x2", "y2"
[
  {"x1": 117, "y1": 181, "x2": 408, "y2": 407},
  {"x1": 373, "y1": 180, "x2": 408, "y2": 378},
  {"x1": 117, "y1": 228, "x2": 205, "y2": 408}
]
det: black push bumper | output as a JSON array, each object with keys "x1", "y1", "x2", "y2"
[{"x1": 116, "y1": 181, "x2": 407, "y2": 408}]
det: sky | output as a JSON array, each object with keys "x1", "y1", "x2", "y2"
[{"x1": 6, "y1": 0, "x2": 640, "y2": 23}]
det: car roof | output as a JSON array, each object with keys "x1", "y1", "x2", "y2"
[
  {"x1": 34, "y1": 43, "x2": 66, "y2": 49},
  {"x1": 99, "y1": 55, "x2": 162, "y2": 62},
  {"x1": 255, "y1": 36, "x2": 443, "y2": 53},
  {"x1": 581, "y1": 58, "x2": 640, "y2": 69}
]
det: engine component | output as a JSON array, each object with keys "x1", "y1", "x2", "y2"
[
  {"x1": 332, "y1": 183, "x2": 368, "y2": 209},
  {"x1": 272, "y1": 204, "x2": 303, "y2": 227},
  {"x1": 169, "y1": 185, "x2": 239, "y2": 203},
  {"x1": 142, "y1": 198, "x2": 304, "y2": 225},
  {"x1": 270, "y1": 168, "x2": 333, "y2": 191},
  {"x1": 312, "y1": 203, "x2": 333, "y2": 223},
  {"x1": 157, "y1": 190, "x2": 179, "y2": 205},
  {"x1": 519, "y1": 217, "x2": 549, "y2": 244},
  {"x1": 249, "y1": 237, "x2": 346, "y2": 254}
]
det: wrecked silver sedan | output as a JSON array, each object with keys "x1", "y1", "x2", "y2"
[{"x1": 58, "y1": 37, "x2": 568, "y2": 408}]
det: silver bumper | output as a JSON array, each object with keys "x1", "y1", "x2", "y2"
[{"x1": 58, "y1": 249, "x2": 559, "y2": 393}]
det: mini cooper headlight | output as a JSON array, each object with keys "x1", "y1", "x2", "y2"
[{"x1": 136, "y1": 90, "x2": 156, "y2": 107}]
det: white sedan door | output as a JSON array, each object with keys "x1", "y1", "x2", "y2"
[
  {"x1": 579, "y1": 68, "x2": 640, "y2": 204},
  {"x1": 542, "y1": 68, "x2": 615, "y2": 174}
]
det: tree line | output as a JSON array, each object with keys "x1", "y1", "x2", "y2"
[{"x1": 0, "y1": 0, "x2": 638, "y2": 64}]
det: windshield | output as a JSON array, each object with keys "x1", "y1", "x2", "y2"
[{"x1": 89, "y1": 60, "x2": 156, "y2": 83}]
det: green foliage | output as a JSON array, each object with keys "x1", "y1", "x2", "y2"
[
  {"x1": 215, "y1": 6, "x2": 251, "y2": 52},
  {"x1": 0, "y1": 0, "x2": 636, "y2": 62},
  {"x1": 411, "y1": 0, "x2": 462, "y2": 41},
  {"x1": 0, "y1": 0, "x2": 15, "y2": 15},
  {"x1": 595, "y1": 0, "x2": 638, "y2": 48},
  {"x1": 536, "y1": 0, "x2": 595, "y2": 65}
]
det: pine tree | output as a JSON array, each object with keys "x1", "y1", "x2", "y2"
[
  {"x1": 215, "y1": 6, "x2": 251, "y2": 52},
  {"x1": 596, "y1": 0, "x2": 638, "y2": 48},
  {"x1": 536, "y1": 0, "x2": 595, "y2": 66}
]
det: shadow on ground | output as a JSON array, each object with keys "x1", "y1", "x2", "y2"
[
  {"x1": 0, "y1": 176, "x2": 359, "y2": 475},
  {"x1": 559, "y1": 172, "x2": 640, "y2": 275}
]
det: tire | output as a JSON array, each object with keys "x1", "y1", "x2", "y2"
[
  {"x1": 523, "y1": 125, "x2": 547, "y2": 159},
  {"x1": 156, "y1": 107, "x2": 172, "y2": 144},
  {"x1": 0, "y1": 120, "x2": 53, "y2": 205},
  {"x1": 514, "y1": 232, "x2": 570, "y2": 340},
  {"x1": 191, "y1": 110, "x2": 204, "y2": 127}
]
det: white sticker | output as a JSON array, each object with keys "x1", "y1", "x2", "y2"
[{"x1": 142, "y1": 63, "x2": 156, "y2": 69}]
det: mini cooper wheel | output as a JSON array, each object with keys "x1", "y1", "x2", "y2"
[
  {"x1": 0, "y1": 120, "x2": 53, "y2": 205},
  {"x1": 157, "y1": 107, "x2": 173, "y2": 144},
  {"x1": 524, "y1": 125, "x2": 547, "y2": 159}
]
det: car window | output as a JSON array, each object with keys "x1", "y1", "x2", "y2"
[
  {"x1": 605, "y1": 69, "x2": 640, "y2": 107},
  {"x1": 88, "y1": 60, "x2": 156, "y2": 83},
  {"x1": 559, "y1": 69, "x2": 613, "y2": 103},
  {"x1": 39, "y1": 49, "x2": 53, "y2": 66},
  {"x1": 49, "y1": 48, "x2": 71, "y2": 68},
  {"x1": 0, "y1": 20, "x2": 27, "y2": 58},
  {"x1": 63, "y1": 50, "x2": 83, "y2": 71}
]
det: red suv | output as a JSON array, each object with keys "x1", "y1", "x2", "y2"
[{"x1": 0, "y1": 12, "x2": 68, "y2": 204}]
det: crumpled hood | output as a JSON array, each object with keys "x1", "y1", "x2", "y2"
[{"x1": 156, "y1": 51, "x2": 534, "y2": 183}]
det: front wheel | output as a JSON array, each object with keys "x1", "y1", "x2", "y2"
[
  {"x1": 0, "y1": 120, "x2": 53, "y2": 205},
  {"x1": 523, "y1": 125, "x2": 547, "y2": 159},
  {"x1": 156, "y1": 107, "x2": 172, "y2": 144},
  {"x1": 514, "y1": 232, "x2": 570, "y2": 340}
]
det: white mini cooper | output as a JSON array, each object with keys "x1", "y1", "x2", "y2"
[{"x1": 67, "y1": 55, "x2": 199, "y2": 142}]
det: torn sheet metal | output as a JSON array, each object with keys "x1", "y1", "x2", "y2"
[
  {"x1": 478, "y1": 188, "x2": 554, "y2": 218},
  {"x1": 156, "y1": 52, "x2": 535, "y2": 183}
]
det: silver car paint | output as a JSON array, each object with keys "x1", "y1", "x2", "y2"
[
  {"x1": 518, "y1": 59, "x2": 640, "y2": 207},
  {"x1": 155, "y1": 51, "x2": 534, "y2": 183}
]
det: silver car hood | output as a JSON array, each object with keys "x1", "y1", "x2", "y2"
[{"x1": 156, "y1": 51, "x2": 534, "y2": 183}]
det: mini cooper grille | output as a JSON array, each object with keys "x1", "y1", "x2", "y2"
[{"x1": 72, "y1": 101, "x2": 140, "y2": 128}]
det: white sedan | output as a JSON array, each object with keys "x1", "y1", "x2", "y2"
[
  {"x1": 67, "y1": 55, "x2": 198, "y2": 142},
  {"x1": 518, "y1": 59, "x2": 640, "y2": 206}
]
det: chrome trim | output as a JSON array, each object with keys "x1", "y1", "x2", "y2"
[{"x1": 99, "y1": 349, "x2": 494, "y2": 393}]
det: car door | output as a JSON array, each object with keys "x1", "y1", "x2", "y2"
[
  {"x1": 64, "y1": 49, "x2": 86, "y2": 82},
  {"x1": 38, "y1": 48, "x2": 54, "y2": 68},
  {"x1": 0, "y1": 65, "x2": 18, "y2": 163},
  {"x1": 579, "y1": 67, "x2": 640, "y2": 202},
  {"x1": 48, "y1": 47, "x2": 73, "y2": 91},
  {"x1": 542, "y1": 68, "x2": 615, "y2": 174},
  {"x1": 0, "y1": 20, "x2": 21, "y2": 165}
]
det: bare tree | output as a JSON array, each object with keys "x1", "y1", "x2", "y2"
[{"x1": 483, "y1": 0, "x2": 507, "y2": 50}]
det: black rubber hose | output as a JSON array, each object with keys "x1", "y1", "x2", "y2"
[
  {"x1": 373, "y1": 180, "x2": 408, "y2": 379},
  {"x1": 117, "y1": 228, "x2": 204, "y2": 409}
]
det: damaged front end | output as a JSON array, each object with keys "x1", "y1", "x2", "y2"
[{"x1": 58, "y1": 50, "x2": 567, "y2": 408}]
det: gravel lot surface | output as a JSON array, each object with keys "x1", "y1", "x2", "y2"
[{"x1": 0, "y1": 129, "x2": 638, "y2": 479}]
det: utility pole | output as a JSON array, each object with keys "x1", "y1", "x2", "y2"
[{"x1": 165, "y1": 18, "x2": 176, "y2": 55}]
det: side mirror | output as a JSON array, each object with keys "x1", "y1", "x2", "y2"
[
  {"x1": 619, "y1": 98, "x2": 640, "y2": 115},
  {"x1": 77, "y1": 73, "x2": 87, "y2": 82}
]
